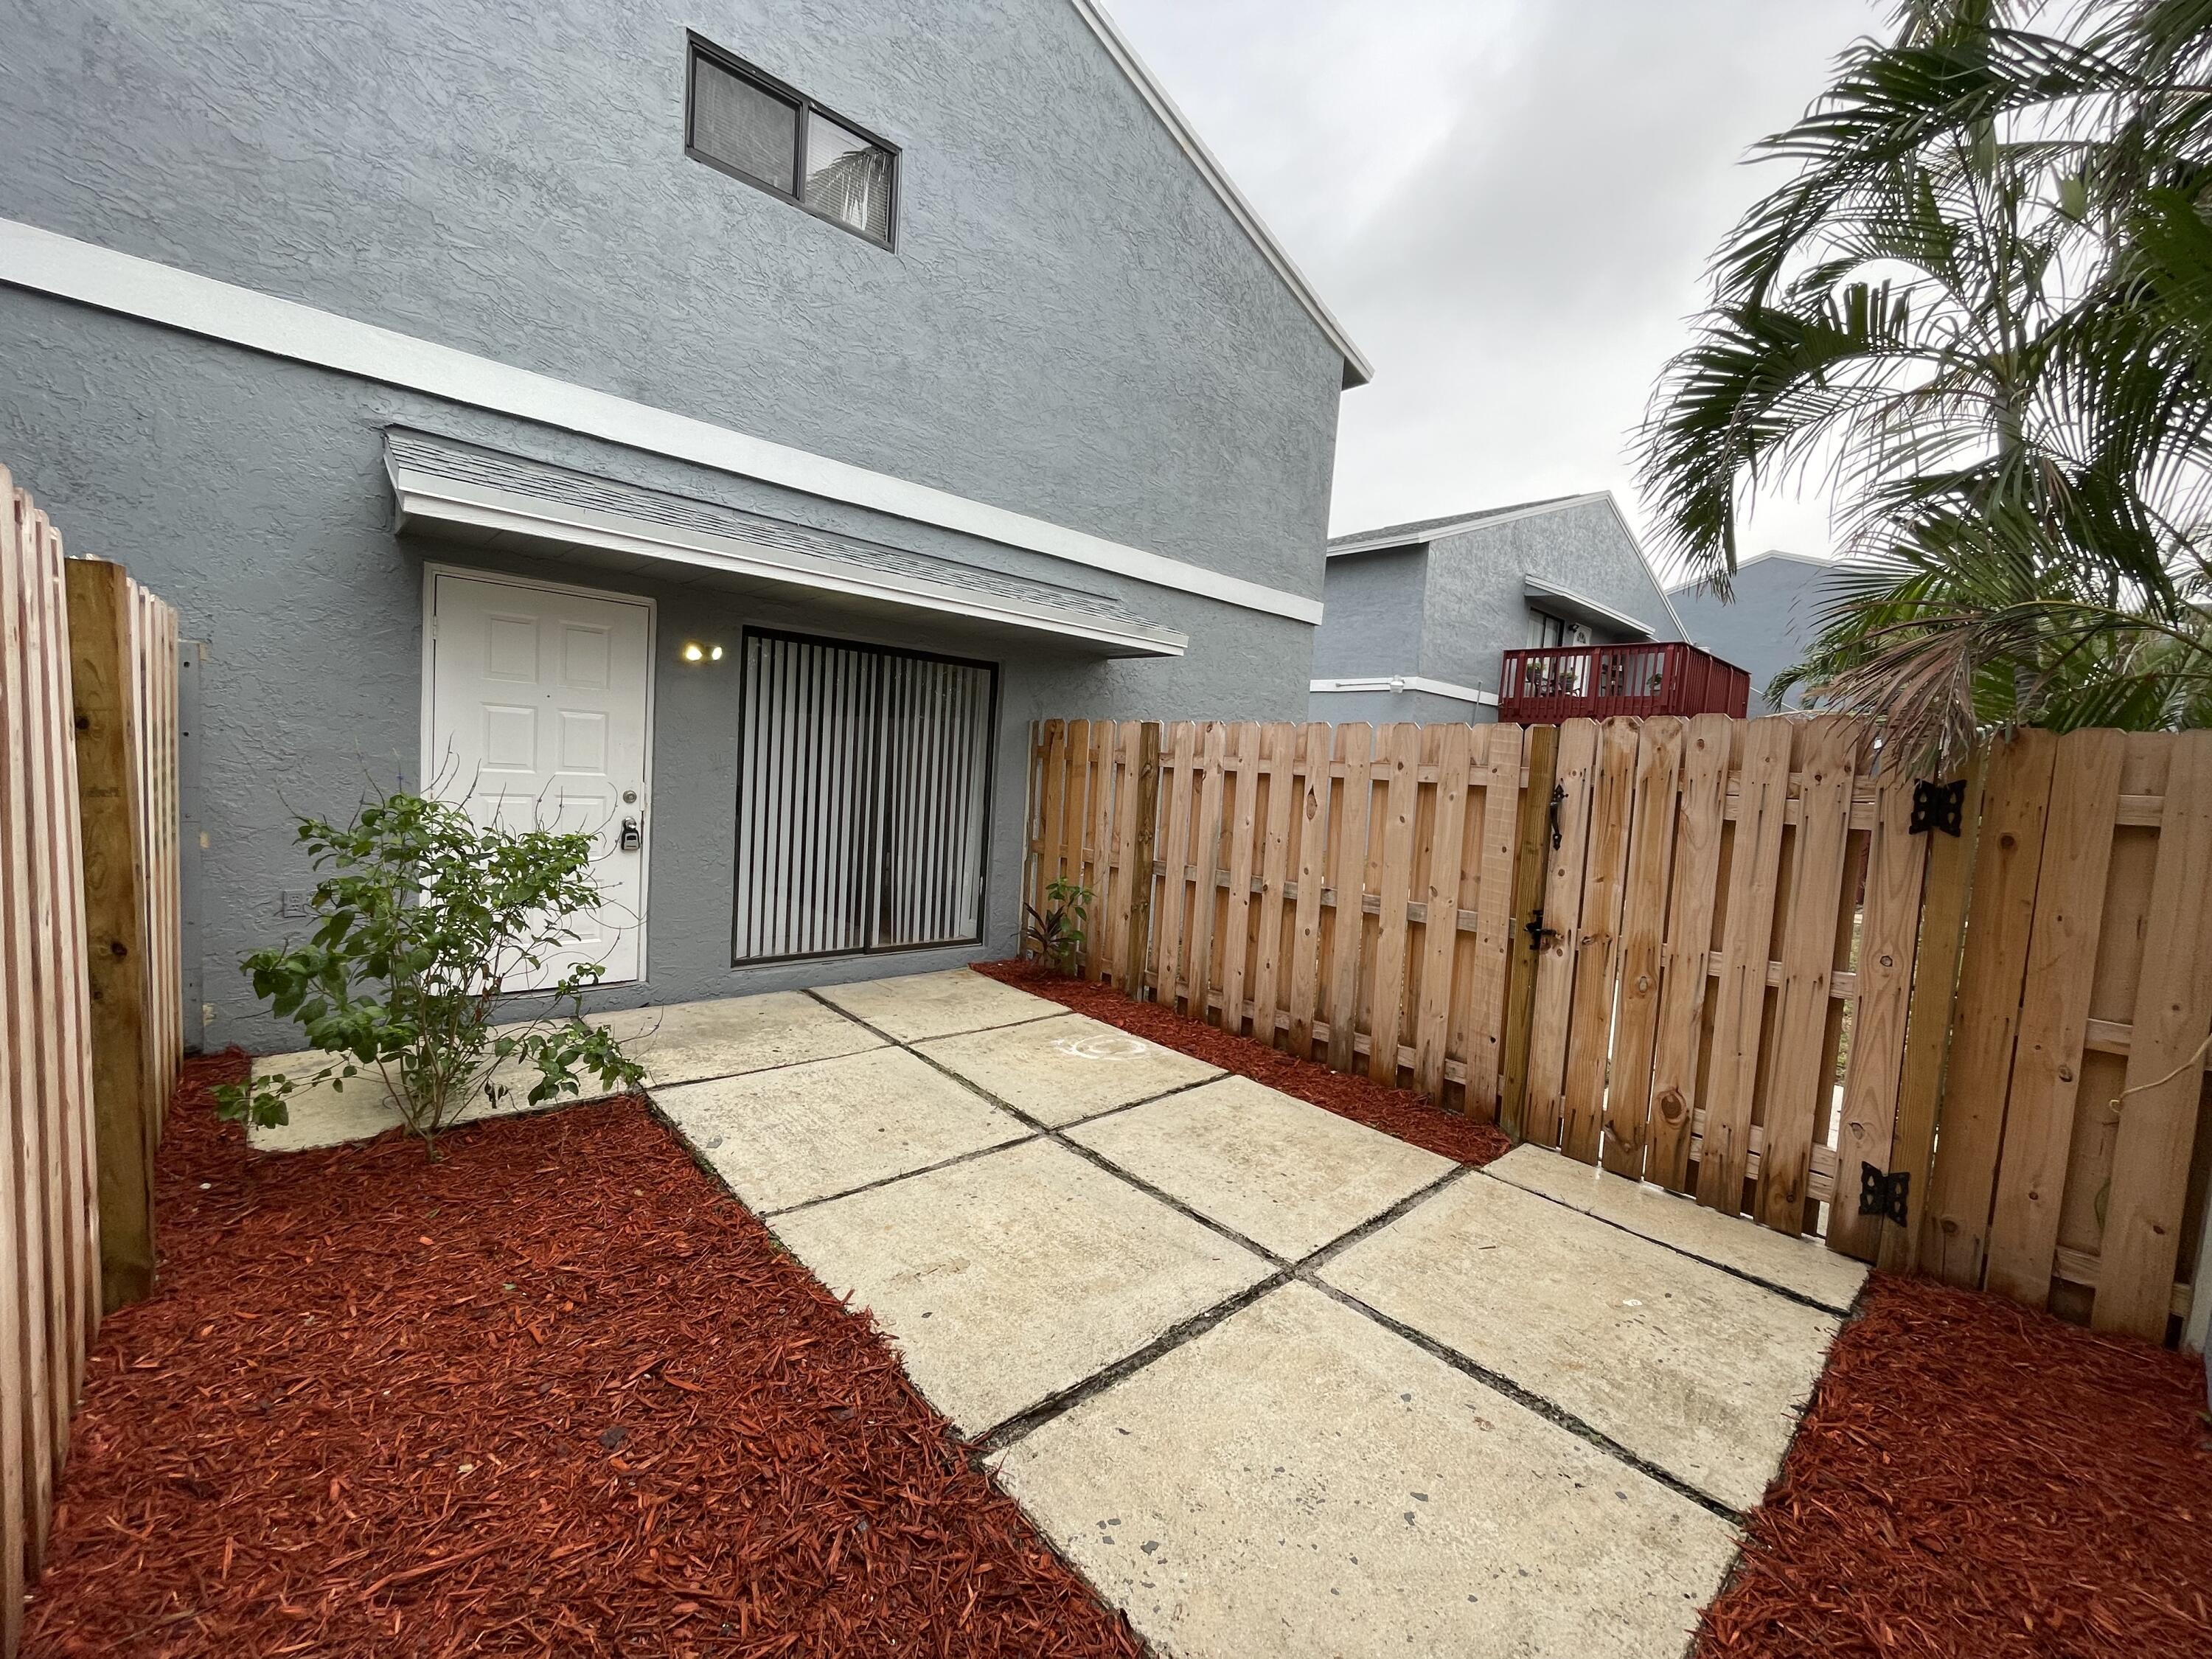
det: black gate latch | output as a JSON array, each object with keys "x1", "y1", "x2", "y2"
[
  {"x1": 1523, "y1": 906, "x2": 1555, "y2": 951},
  {"x1": 1909, "y1": 779, "x2": 1966, "y2": 837},
  {"x1": 1860, "y1": 1162, "x2": 1911, "y2": 1225}
]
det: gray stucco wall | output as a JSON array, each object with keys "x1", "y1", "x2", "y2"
[
  {"x1": 1667, "y1": 554, "x2": 1840, "y2": 716},
  {"x1": 1310, "y1": 547, "x2": 1427, "y2": 678},
  {"x1": 1418, "y1": 499, "x2": 1684, "y2": 696},
  {"x1": 0, "y1": 0, "x2": 1343, "y2": 599},
  {"x1": 1304, "y1": 688, "x2": 1477, "y2": 726},
  {"x1": 0, "y1": 293, "x2": 1313, "y2": 1052}
]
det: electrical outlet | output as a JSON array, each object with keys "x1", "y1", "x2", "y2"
[{"x1": 278, "y1": 888, "x2": 312, "y2": 918}]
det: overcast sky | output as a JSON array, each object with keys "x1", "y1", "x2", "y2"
[{"x1": 1107, "y1": 0, "x2": 1886, "y2": 575}]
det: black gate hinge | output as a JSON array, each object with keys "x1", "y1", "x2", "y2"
[
  {"x1": 1860, "y1": 1162, "x2": 1910, "y2": 1225},
  {"x1": 1909, "y1": 779, "x2": 1966, "y2": 837}
]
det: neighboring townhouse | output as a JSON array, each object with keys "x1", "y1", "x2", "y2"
[
  {"x1": 1666, "y1": 549, "x2": 1846, "y2": 716},
  {"x1": 1310, "y1": 492, "x2": 1746, "y2": 725},
  {"x1": 0, "y1": 0, "x2": 1368, "y2": 1052}
]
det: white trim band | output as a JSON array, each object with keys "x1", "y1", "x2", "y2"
[
  {"x1": 1310, "y1": 675, "x2": 1499, "y2": 707},
  {"x1": 0, "y1": 217, "x2": 1324, "y2": 625}
]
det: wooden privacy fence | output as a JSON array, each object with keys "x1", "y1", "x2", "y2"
[
  {"x1": 1025, "y1": 714, "x2": 2212, "y2": 1346},
  {"x1": 1, "y1": 470, "x2": 181, "y2": 1655}
]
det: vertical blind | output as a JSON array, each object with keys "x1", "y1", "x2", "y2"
[{"x1": 732, "y1": 632, "x2": 994, "y2": 963}]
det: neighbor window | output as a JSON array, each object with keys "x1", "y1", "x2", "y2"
[
  {"x1": 686, "y1": 38, "x2": 898, "y2": 246},
  {"x1": 731, "y1": 631, "x2": 995, "y2": 964}
]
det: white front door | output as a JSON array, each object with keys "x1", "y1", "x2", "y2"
[{"x1": 425, "y1": 571, "x2": 653, "y2": 991}]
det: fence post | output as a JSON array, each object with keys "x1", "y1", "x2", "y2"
[
  {"x1": 1878, "y1": 754, "x2": 1987, "y2": 1277},
  {"x1": 1121, "y1": 722, "x2": 1161, "y2": 1000},
  {"x1": 66, "y1": 559, "x2": 155, "y2": 1313},
  {"x1": 1497, "y1": 723, "x2": 1558, "y2": 1141}
]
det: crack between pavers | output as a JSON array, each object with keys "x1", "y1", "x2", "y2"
[
  {"x1": 826, "y1": 1004, "x2": 1072, "y2": 1045},
  {"x1": 762, "y1": 1131, "x2": 1044, "y2": 1219},
  {"x1": 1473, "y1": 1169, "x2": 1860, "y2": 1318},
  {"x1": 968, "y1": 1271, "x2": 1293, "y2": 1455},
  {"x1": 967, "y1": 1170, "x2": 1476, "y2": 1455},
  {"x1": 1298, "y1": 1273, "x2": 1747, "y2": 1527}
]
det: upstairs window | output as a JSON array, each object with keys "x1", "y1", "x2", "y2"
[{"x1": 686, "y1": 38, "x2": 898, "y2": 247}]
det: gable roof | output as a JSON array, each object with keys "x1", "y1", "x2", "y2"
[
  {"x1": 1068, "y1": 0, "x2": 1373, "y2": 389},
  {"x1": 1327, "y1": 495, "x2": 1582, "y2": 554},
  {"x1": 1665, "y1": 547, "x2": 1834, "y2": 594},
  {"x1": 1328, "y1": 490, "x2": 1694, "y2": 643}
]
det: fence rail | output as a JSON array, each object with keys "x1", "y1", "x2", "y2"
[
  {"x1": 1, "y1": 472, "x2": 181, "y2": 1656},
  {"x1": 1026, "y1": 713, "x2": 2212, "y2": 1349}
]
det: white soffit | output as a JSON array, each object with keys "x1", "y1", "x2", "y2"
[
  {"x1": 0, "y1": 216, "x2": 1322, "y2": 626},
  {"x1": 1522, "y1": 574, "x2": 1655, "y2": 640}
]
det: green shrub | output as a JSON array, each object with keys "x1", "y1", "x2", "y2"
[{"x1": 212, "y1": 791, "x2": 646, "y2": 1147}]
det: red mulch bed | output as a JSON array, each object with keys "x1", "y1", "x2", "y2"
[
  {"x1": 1697, "y1": 1273, "x2": 2212, "y2": 1659},
  {"x1": 26, "y1": 1054, "x2": 1139, "y2": 1659},
  {"x1": 970, "y1": 959, "x2": 1511, "y2": 1166}
]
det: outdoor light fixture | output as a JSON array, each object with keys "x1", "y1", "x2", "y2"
[
  {"x1": 681, "y1": 642, "x2": 703, "y2": 662},
  {"x1": 682, "y1": 641, "x2": 725, "y2": 664}
]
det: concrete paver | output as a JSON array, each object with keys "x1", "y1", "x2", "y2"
[
  {"x1": 246, "y1": 1046, "x2": 571, "y2": 1152},
  {"x1": 1486, "y1": 1144, "x2": 1868, "y2": 1313},
  {"x1": 655, "y1": 1046, "x2": 1029, "y2": 1213},
  {"x1": 1320, "y1": 1174, "x2": 1838, "y2": 1512},
  {"x1": 770, "y1": 1138, "x2": 1272, "y2": 1435},
  {"x1": 1065, "y1": 1076, "x2": 1454, "y2": 1259},
  {"x1": 992, "y1": 1281, "x2": 1739, "y2": 1659},
  {"x1": 812, "y1": 969, "x2": 1060, "y2": 1042},
  {"x1": 917, "y1": 1012, "x2": 1222, "y2": 1127},
  {"x1": 605, "y1": 991, "x2": 883, "y2": 1088},
  {"x1": 248, "y1": 990, "x2": 882, "y2": 1152}
]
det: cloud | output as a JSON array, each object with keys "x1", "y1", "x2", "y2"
[{"x1": 1106, "y1": 0, "x2": 1885, "y2": 567}]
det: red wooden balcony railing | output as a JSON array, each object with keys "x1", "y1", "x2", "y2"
[{"x1": 1497, "y1": 641, "x2": 1750, "y2": 724}]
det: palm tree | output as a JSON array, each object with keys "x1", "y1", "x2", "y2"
[{"x1": 1639, "y1": 0, "x2": 2212, "y2": 764}]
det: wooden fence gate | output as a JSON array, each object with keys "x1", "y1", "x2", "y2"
[
  {"x1": 1026, "y1": 714, "x2": 2212, "y2": 1348},
  {"x1": 2, "y1": 470, "x2": 183, "y2": 1656}
]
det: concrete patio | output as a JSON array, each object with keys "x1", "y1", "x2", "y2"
[{"x1": 252, "y1": 967, "x2": 1867, "y2": 1658}]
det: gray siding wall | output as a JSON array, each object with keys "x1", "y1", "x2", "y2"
[
  {"x1": 1418, "y1": 499, "x2": 1684, "y2": 697},
  {"x1": 1668, "y1": 555, "x2": 1840, "y2": 715},
  {"x1": 1310, "y1": 547, "x2": 1428, "y2": 678},
  {"x1": 0, "y1": 293, "x2": 1311, "y2": 1053},
  {"x1": 0, "y1": 0, "x2": 1342, "y2": 599}
]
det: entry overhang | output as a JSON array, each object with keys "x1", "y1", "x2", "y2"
[
  {"x1": 1521, "y1": 574, "x2": 1655, "y2": 641},
  {"x1": 384, "y1": 428, "x2": 1189, "y2": 658}
]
